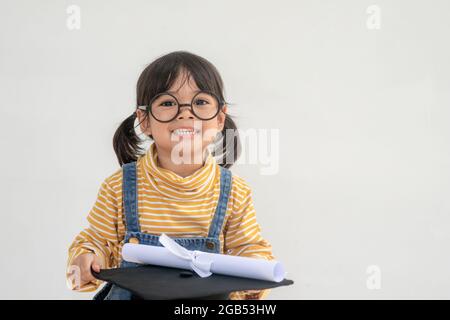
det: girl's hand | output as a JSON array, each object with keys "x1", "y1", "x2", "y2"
[
  {"x1": 70, "y1": 252, "x2": 104, "y2": 288},
  {"x1": 243, "y1": 290, "x2": 262, "y2": 300}
]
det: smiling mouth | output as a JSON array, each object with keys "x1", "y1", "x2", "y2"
[{"x1": 171, "y1": 128, "x2": 201, "y2": 137}]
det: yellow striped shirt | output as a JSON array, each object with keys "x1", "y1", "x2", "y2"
[{"x1": 67, "y1": 142, "x2": 275, "y2": 300}]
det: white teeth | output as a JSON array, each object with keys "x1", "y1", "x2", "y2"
[{"x1": 172, "y1": 129, "x2": 198, "y2": 136}]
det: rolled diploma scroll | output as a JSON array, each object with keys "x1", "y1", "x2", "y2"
[{"x1": 122, "y1": 237, "x2": 286, "y2": 283}]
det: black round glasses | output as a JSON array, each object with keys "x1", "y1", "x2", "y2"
[{"x1": 137, "y1": 90, "x2": 224, "y2": 123}]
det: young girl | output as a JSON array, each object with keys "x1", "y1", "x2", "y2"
[{"x1": 66, "y1": 51, "x2": 276, "y2": 300}]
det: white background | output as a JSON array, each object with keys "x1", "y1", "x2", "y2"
[{"x1": 1, "y1": 0, "x2": 449, "y2": 299}]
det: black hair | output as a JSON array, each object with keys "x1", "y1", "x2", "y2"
[{"x1": 113, "y1": 51, "x2": 241, "y2": 168}]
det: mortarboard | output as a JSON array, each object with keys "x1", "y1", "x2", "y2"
[{"x1": 92, "y1": 264, "x2": 294, "y2": 300}]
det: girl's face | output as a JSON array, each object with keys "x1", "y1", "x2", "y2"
[{"x1": 136, "y1": 71, "x2": 227, "y2": 163}]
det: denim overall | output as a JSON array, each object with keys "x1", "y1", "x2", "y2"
[{"x1": 93, "y1": 161, "x2": 232, "y2": 300}]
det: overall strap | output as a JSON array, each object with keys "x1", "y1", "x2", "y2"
[
  {"x1": 208, "y1": 165, "x2": 233, "y2": 239},
  {"x1": 122, "y1": 161, "x2": 140, "y2": 233}
]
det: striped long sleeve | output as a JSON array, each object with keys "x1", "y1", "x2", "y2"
[
  {"x1": 67, "y1": 179, "x2": 121, "y2": 292},
  {"x1": 224, "y1": 176, "x2": 275, "y2": 300}
]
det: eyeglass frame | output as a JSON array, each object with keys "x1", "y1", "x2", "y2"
[{"x1": 137, "y1": 90, "x2": 225, "y2": 123}]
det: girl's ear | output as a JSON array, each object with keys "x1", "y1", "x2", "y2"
[
  {"x1": 136, "y1": 109, "x2": 152, "y2": 135},
  {"x1": 218, "y1": 105, "x2": 228, "y2": 131}
]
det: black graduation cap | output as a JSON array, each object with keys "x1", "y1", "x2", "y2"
[{"x1": 92, "y1": 264, "x2": 294, "y2": 300}]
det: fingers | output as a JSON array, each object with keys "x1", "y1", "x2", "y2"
[
  {"x1": 244, "y1": 290, "x2": 260, "y2": 294},
  {"x1": 68, "y1": 253, "x2": 103, "y2": 289},
  {"x1": 79, "y1": 254, "x2": 96, "y2": 285},
  {"x1": 91, "y1": 261, "x2": 100, "y2": 273},
  {"x1": 244, "y1": 290, "x2": 261, "y2": 300},
  {"x1": 92, "y1": 254, "x2": 104, "y2": 273}
]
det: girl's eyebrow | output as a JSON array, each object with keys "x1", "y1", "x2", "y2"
[{"x1": 167, "y1": 89, "x2": 202, "y2": 95}]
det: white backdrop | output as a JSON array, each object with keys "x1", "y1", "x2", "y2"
[{"x1": 1, "y1": 0, "x2": 449, "y2": 299}]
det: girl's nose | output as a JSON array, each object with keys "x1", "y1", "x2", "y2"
[{"x1": 177, "y1": 105, "x2": 195, "y2": 119}]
